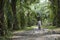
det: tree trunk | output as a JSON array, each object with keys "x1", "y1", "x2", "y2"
[
  {"x1": 11, "y1": 0, "x2": 18, "y2": 30},
  {"x1": 0, "y1": 0, "x2": 4, "y2": 36},
  {"x1": 56, "y1": 0, "x2": 60, "y2": 27}
]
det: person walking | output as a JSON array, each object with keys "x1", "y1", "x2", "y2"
[{"x1": 37, "y1": 16, "x2": 41, "y2": 30}]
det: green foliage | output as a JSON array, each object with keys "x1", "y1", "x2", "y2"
[
  {"x1": 1, "y1": 0, "x2": 60, "y2": 39},
  {"x1": 30, "y1": 0, "x2": 52, "y2": 26},
  {"x1": 42, "y1": 26, "x2": 56, "y2": 29}
]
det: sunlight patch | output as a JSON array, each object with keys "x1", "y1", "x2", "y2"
[{"x1": 40, "y1": 0, "x2": 48, "y2": 3}]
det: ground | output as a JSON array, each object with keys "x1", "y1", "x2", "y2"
[{"x1": 10, "y1": 27, "x2": 60, "y2": 40}]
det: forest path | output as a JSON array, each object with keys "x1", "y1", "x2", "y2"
[{"x1": 10, "y1": 27, "x2": 60, "y2": 40}]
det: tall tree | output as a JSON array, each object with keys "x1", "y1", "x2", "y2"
[
  {"x1": 11, "y1": 0, "x2": 18, "y2": 30},
  {"x1": 56, "y1": 0, "x2": 60, "y2": 27},
  {"x1": 49, "y1": 0, "x2": 58, "y2": 26},
  {"x1": 49, "y1": 0, "x2": 60, "y2": 27},
  {"x1": 0, "y1": 0, "x2": 4, "y2": 36}
]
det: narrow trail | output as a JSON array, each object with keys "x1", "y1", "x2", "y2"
[{"x1": 10, "y1": 27, "x2": 60, "y2": 40}]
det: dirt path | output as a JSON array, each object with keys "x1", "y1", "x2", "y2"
[{"x1": 10, "y1": 27, "x2": 60, "y2": 40}]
